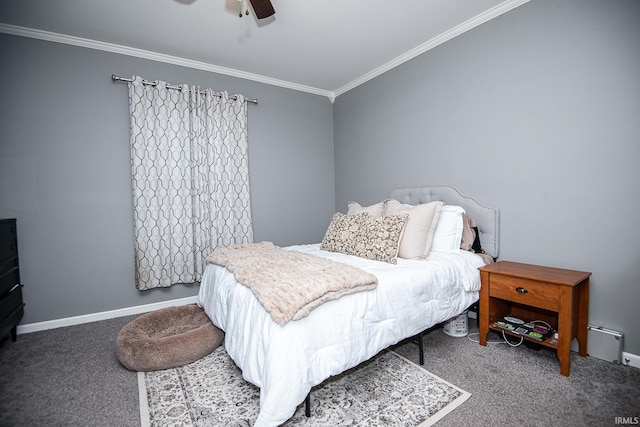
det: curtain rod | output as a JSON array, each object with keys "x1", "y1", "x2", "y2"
[{"x1": 111, "y1": 74, "x2": 258, "y2": 105}]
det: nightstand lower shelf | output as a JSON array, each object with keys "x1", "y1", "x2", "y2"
[
  {"x1": 489, "y1": 301, "x2": 560, "y2": 347},
  {"x1": 489, "y1": 322, "x2": 558, "y2": 350}
]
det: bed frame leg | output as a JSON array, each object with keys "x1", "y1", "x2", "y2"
[
  {"x1": 305, "y1": 393, "x2": 311, "y2": 417},
  {"x1": 418, "y1": 333, "x2": 424, "y2": 365}
]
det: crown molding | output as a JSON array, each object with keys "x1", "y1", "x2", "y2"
[
  {"x1": 333, "y1": 0, "x2": 530, "y2": 98},
  {"x1": 0, "y1": 0, "x2": 528, "y2": 102},
  {"x1": 0, "y1": 23, "x2": 333, "y2": 99}
]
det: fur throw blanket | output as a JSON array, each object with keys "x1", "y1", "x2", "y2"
[{"x1": 206, "y1": 242, "x2": 378, "y2": 326}]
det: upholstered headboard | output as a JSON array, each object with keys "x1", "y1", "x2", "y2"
[{"x1": 389, "y1": 185, "x2": 500, "y2": 260}]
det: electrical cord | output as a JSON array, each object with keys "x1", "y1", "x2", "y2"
[
  {"x1": 466, "y1": 332, "x2": 505, "y2": 344},
  {"x1": 531, "y1": 320, "x2": 553, "y2": 329},
  {"x1": 502, "y1": 330, "x2": 524, "y2": 347}
]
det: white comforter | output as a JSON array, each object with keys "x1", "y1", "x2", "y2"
[{"x1": 197, "y1": 244, "x2": 484, "y2": 426}]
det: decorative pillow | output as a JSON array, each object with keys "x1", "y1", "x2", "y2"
[
  {"x1": 346, "y1": 200, "x2": 386, "y2": 217},
  {"x1": 384, "y1": 199, "x2": 443, "y2": 259},
  {"x1": 321, "y1": 212, "x2": 364, "y2": 255},
  {"x1": 321, "y1": 212, "x2": 408, "y2": 264},
  {"x1": 431, "y1": 205, "x2": 465, "y2": 253}
]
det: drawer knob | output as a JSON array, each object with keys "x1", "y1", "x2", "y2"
[{"x1": 515, "y1": 287, "x2": 528, "y2": 294}]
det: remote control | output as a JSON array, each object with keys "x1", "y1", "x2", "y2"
[{"x1": 504, "y1": 316, "x2": 525, "y2": 324}]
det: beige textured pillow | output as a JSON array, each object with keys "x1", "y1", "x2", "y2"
[
  {"x1": 384, "y1": 199, "x2": 444, "y2": 259},
  {"x1": 346, "y1": 200, "x2": 386, "y2": 217},
  {"x1": 321, "y1": 212, "x2": 408, "y2": 264}
]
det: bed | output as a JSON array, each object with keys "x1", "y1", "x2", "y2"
[{"x1": 197, "y1": 185, "x2": 499, "y2": 426}]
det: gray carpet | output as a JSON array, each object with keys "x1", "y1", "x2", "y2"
[
  {"x1": 0, "y1": 315, "x2": 140, "y2": 427},
  {"x1": 392, "y1": 326, "x2": 640, "y2": 427},
  {"x1": 1, "y1": 316, "x2": 638, "y2": 427}
]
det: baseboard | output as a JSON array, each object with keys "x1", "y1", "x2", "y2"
[
  {"x1": 622, "y1": 352, "x2": 640, "y2": 369},
  {"x1": 16, "y1": 298, "x2": 640, "y2": 369},
  {"x1": 16, "y1": 296, "x2": 199, "y2": 335}
]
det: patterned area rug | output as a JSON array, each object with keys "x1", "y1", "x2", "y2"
[{"x1": 139, "y1": 346, "x2": 470, "y2": 426}]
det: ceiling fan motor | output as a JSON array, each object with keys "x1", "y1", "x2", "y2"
[{"x1": 248, "y1": 0, "x2": 275, "y2": 19}]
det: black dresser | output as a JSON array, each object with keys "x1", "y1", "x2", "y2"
[{"x1": 0, "y1": 219, "x2": 24, "y2": 342}]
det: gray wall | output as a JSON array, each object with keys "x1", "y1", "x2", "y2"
[
  {"x1": 334, "y1": 0, "x2": 640, "y2": 354},
  {"x1": 0, "y1": 33, "x2": 335, "y2": 324},
  {"x1": 2, "y1": 0, "x2": 640, "y2": 357}
]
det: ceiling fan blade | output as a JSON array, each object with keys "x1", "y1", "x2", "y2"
[{"x1": 248, "y1": 0, "x2": 275, "y2": 19}]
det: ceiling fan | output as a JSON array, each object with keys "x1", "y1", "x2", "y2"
[{"x1": 241, "y1": 0, "x2": 275, "y2": 19}]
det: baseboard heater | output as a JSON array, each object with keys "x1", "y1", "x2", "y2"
[{"x1": 571, "y1": 325, "x2": 624, "y2": 364}]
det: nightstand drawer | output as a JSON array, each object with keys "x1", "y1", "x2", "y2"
[{"x1": 489, "y1": 274, "x2": 561, "y2": 311}]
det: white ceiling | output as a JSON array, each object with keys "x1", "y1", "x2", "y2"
[{"x1": 0, "y1": 0, "x2": 528, "y2": 99}]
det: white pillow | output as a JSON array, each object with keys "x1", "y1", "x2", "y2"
[
  {"x1": 384, "y1": 199, "x2": 443, "y2": 259},
  {"x1": 431, "y1": 205, "x2": 465, "y2": 253}
]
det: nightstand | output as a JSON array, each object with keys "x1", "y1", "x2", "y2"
[{"x1": 478, "y1": 261, "x2": 591, "y2": 376}]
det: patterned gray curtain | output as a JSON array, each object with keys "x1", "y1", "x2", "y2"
[{"x1": 128, "y1": 76, "x2": 253, "y2": 290}]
